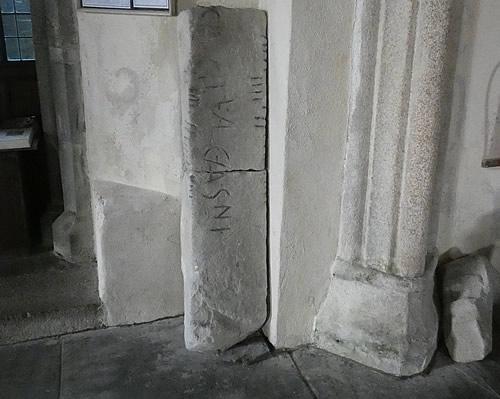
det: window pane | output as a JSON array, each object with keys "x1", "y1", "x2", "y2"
[
  {"x1": 19, "y1": 37, "x2": 33, "y2": 60},
  {"x1": 0, "y1": 0, "x2": 14, "y2": 13},
  {"x1": 16, "y1": 13, "x2": 30, "y2": 37},
  {"x1": 5, "y1": 37, "x2": 19, "y2": 60},
  {"x1": 82, "y1": 0, "x2": 131, "y2": 8},
  {"x1": 2, "y1": 14, "x2": 16, "y2": 37},
  {"x1": 13, "y1": 0, "x2": 29, "y2": 13},
  {"x1": 133, "y1": 0, "x2": 168, "y2": 9}
]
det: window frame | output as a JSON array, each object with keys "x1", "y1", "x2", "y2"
[
  {"x1": 0, "y1": 0, "x2": 35, "y2": 63},
  {"x1": 80, "y1": 0, "x2": 175, "y2": 15}
]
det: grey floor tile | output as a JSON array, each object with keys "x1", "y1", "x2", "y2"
[
  {"x1": 0, "y1": 339, "x2": 60, "y2": 399},
  {"x1": 451, "y1": 341, "x2": 500, "y2": 396},
  {"x1": 60, "y1": 317, "x2": 313, "y2": 399},
  {"x1": 292, "y1": 346, "x2": 500, "y2": 399}
]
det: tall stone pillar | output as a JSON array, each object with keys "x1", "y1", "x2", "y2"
[
  {"x1": 32, "y1": 0, "x2": 94, "y2": 263},
  {"x1": 178, "y1": 7, "x2": 268, "y2": 351},
  {"x1": 315, "y1": 0, "x2": 453, "y2": 376}
]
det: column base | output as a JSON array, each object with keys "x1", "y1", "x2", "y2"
[
  {"x1": 314, "y1": 253, "x2": 438, "y2": 376},
  {"x1": 52, "y1": 210, "x2": 94, "y2": 263}
]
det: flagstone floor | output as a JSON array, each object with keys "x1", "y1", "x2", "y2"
[{"x1": 1, "y1": 316, "x2": 499, "y2": 399}]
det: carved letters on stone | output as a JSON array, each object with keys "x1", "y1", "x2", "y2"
[{"x1": 178, "y1": 7, "x2": 268, "y2": 352}]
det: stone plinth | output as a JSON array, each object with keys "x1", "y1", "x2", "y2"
[
  {"x1": 178, "y1": 7, "x2": 268, "y2": 351},
  {"x1": 315, "y1": 254, "x2": 438, "y2": 376}
]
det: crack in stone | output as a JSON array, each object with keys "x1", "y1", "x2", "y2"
[
  {"x1": 454, "y1": 366, "x2": 500, "y2": 399},
  {"x1": 289, "y1": 351, "x2": 319, "y2": 399}
]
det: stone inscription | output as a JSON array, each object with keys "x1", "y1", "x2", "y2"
[
  {"x1": 178, "y1": 6, "x2": 268, "y2": 352},
  {"x1": 184, "y1": 66, "x2": 267, "y2": 235}
]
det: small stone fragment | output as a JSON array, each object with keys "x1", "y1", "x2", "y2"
[
  {"x1": 442, "y1": 255, "x2": 493, "y2": 363},
  {"x1": 219, "y1": 334, "x2": 270, "y2": 364}
]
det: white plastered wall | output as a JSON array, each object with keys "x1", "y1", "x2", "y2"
[
  {"x1": 436, "y1": 0, "x2": 500, "y2": 256},
  {"x1": 75, "y1": 0, "x2": 499, "y2": 342},
  {"x1": 262, "y1": 0, "x2": 353, "y2": 347}
]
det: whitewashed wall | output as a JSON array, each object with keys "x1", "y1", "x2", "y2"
[
  {"x1": 76, "y1": 0, "x2": 499, "y2": 340},
  {"x1": 436, "y1": 0, "x2": 500, "y2": 256},
  {"x1": 78, "y1": 11, "x2": 182, "y2": 197}
]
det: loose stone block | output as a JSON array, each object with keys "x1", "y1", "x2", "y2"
[
  {"x1": 178, "y1": 6, "x2": 268, "y2": 352},
  {"x1": 442, "y1": 255, "x2": 493, "y2": 363},
  {"x1": 182, "y1": 171, "x2": 267, "y2": 351},
  {"x1": 315, "y1": 254, "x2": 439, "y2": 377}
]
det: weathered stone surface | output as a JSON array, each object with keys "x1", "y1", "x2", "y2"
[
  {"x1": 182, "y1": 171, "x2": 267, "y2": 351},
  {"x1": 442, "y1": 255, "x2": 493, "y2": 363},
  {"x1": 92, "y1": 180, "x2": 183, "y2": 326},
  {"x1": 314, "y1": 254, "x2": 438, "y2": 377},
  {"x1": 178, "y1": 6, "x2": 268, "y2": 352},
  {"x1": 177, "y1": 6, "x2": 267, "y2": 173}
]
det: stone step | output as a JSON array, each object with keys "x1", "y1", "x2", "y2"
[
  {"x1": 0, "y1": 252, "x2": 103, "y2": 344},
  {"x1": 0, "y1": 257, "x2": 99, "y2": 317},
  {"x1": 0, "y1": 304, "x2": 103, "y2": 345}
]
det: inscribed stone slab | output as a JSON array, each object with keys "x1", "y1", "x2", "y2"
[{"x1": 182, "y1": 171, "x2": 267, "y2": 351}]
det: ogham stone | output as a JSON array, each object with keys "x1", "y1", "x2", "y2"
[
  {"x1": 182, "y1": 172, "x2": 267, "y2": 351},
  {"x1": 178, "y1": 7, "x2": 268, "y2": 352},
  {"x1": 442, "y1": 255, "x2": 493, "y2": 363},
  {"x1": 177, "y1": 6, "x2": 267, "y2": 173}
]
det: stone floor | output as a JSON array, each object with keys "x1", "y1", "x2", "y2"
[{"x1": 1, "y1": 317, "x2": 499, "y2": 399}]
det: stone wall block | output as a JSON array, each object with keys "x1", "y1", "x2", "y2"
[
  {"x1": 92, "y1": 181, "x2": 184, "y2": 326},
  {"x1": 178, "y1": 7, "x2": 268, "y2": 351}
]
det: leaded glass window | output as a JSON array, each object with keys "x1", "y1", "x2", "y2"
[{"x1": 0, "y1": 0, "x2": 34, "y2": 61}]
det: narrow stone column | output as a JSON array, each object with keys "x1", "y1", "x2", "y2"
[
  {"x1": 178, "y1": 7, "x2": 268, "y2": 351},
  {"x1": 315, "y1": 0, "x2": 453, "y2": 376},
  {"x1": 32, "y1": 0, "x2": 94, "y2": 263}
]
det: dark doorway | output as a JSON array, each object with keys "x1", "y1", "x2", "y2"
[{"x1": 0, "y1": 0, "x2": 54, "y2": 260}]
